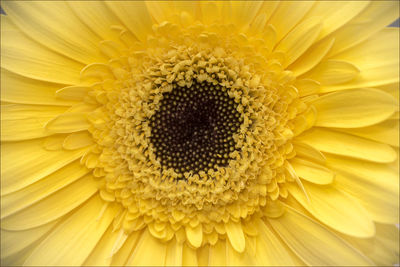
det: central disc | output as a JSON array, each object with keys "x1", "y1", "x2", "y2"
[{"x1": 149, "y1": 80, "x2": 242, "y2": 176}]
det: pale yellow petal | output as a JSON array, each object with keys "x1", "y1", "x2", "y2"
[
  {"x1": 68, "y1": 1, "x2": 122, "y2": 41},
  {"x1": 185, "y1": 223, "x2": 203, "y2": 248},
  {"x1": 326, "y1": 154, "x2": 399, "y2": 224},
  {"x1": 182, "y1": 243, "x2": 198, "y2": 266},
  {"x1": 55, "y1": 86, "x2": 90, "y2": 101},
  {"x1": 1, "y1": 15, "x2": 83, "y2": 84},
  {"x1": 275, "y1": 18, "x2": 322, "y2": 67},
  {"x1": 1, "y1": 104, "x2": 68, "y2": 141},
  {"x1": 304, "y1": 59, "x2": 360, "y2": 85},
  {"x1": 126, "y1": 229, "x2": 167, "y2": 266},
  {"x1": 1, "y1": 174, "x2": 98, "y2": 230},
  {"x1": 322, "y1": 28, "x2": 400, "y2": 92},
  {"x1": 289, "y1": 157, "x2": 334, "y2": 184},
  {"x1": 287, "y1": 182, "x2": 375, "y2": 238},
  {"x1": 1, "y1": 160, "x2": 89, "y2": 218},
  {"x1": 337, "y1": 119, "x2": 399, "y2": 147},
  {"x1": 1, "y1": 220, "x2": 58, "y2": 259},
  {"x1": 230, "y1": 1, "x2": 263, "y2": 31},
  {"x1": 268, "y1": 1, "x2": 315, "y2": 42},
  {"x1": 268, "y1": 206, "x2": 374, "y2": 266},
  {"x1": 1, "y1": 138, "x2": 89, "y2": 195},
  {"x1": 24, "y1": 195, "x2": 119, "y2": 266},
  {"x1": 304, "y1": 1, "x2": 369, "y2": 41},
  {"x1": 1, "y1": 68, "x2": 77, "y2": 106},
  {"x1": 296, "y1": 128, "x2": 397, "y2": 163},
  {"x1": 63, "y1": 131, "x2": 94, "y2": 150},
  {"x1": 106, "y1": 1, "x2": 154, "y2": 42},
  {"x1": 208, "y1": 240, "x2": 226, "y2": 266},
  {"x1": 293, "y1": 141, "x2": 326, "y2": 164},
  {"x1": 225, "y1": 238, "x2": 257, "y2": 266},
  {"x1": 344, "y1": 223, "x2": 400, "y2": 266},
  {"x1": 165, "y1": 238, "x2": 183, "y2": 266},
  {"x1": 289, "y1": 38, "x2": 335, "y2": 77},
  {"x1": 225, "y1": 220, "x2": 245, "y2": 253},
  {"x1": 45, "y1": 112, "x2": 90, "y2": 133},
  {"x1": 251, "y1": 217, "x2": 296, "y2": 266},
  {"x1": 313, "y1": 88, "x2": 397, "y2": 128},
  {"x1": 326, "y1": 1, "x2": 400, "y2": 57},
  {"x1": 146, "y1": 1, "x2": 175, "y2": 23},
  {"x1": 110, "y1": 230, "x2": 143, "y2": 266},
  {"x1": 294, "y1": 79, "x2": 321, "y2": 97},
  {"x1": 2, "y1": 1, "x2": 106, "y2": 64}
]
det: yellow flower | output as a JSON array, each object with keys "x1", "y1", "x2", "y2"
[{"x1": 1, "y1": 1, "x2": 399, "y2": 266}]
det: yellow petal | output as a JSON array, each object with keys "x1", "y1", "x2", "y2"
[
  {"x1": 2, "y1": 1, "x2": 105, "y2": 64},
  {"x1": 55, "y1": 86, "x2": 90, "y2": 101},
  {"x1": 337, "y1": 119, "x2": 399, "y2": 147},
  {"x1": 268, "y1": 1, "x2": 315, "y2": 42},
  {"x1": 225, "y1": 238, "x2": 256, "y2": 266},
  {"x1": 182, "y1": 242, "x2": 198, "y2": 266},
  {"x1": 268, "y1": 206, "x2": 374, "y2": 266},
  {"x1": 165, "y1": 238, "x2": 183, "y2": 266},
  {"x1": 68, "y1": 1, "x2": 122, "y2": 41},
  {"x1": 275, "y1": 18, "x2": 322, "y2": 67},
  {"x1": 126, "y1": 229, "x2": 167, "y2": 266},
  {"x1": 1, "y1": 220, "x2": 58, "y2": 259},
  {"x1": 208, "y1": 240, "x2": 226, "y2": 266},
  {"x1": 250, "y1": 217, "x2": 296, "y2": 266},
  {"x1": 63, "y1": 131, "x2": 94, "y2": 150},
  {"x1": 294, "y1": 78, "x2": 321, "y2": 97},
  {"x1": 1, "y1": 69, "x2": 77, "y2": 106},
  {"x1": 304, "y1": 59, "x2": 360, "y2": 85},
  {"x1": 326, "y1": 1, "x2": 400, "y2": 57},
  {"x1": 225, "y1": 220, "x2": 245, "y2": 253},
  {"x1": 289, "y1": 38, "x2": 335, "y2": 77},
  {"x1": 146, "y1": 1, "x2": 175, "y2": 24},
  {"x1": 314, "y1": 88, "x2": 397, "y2": 128},
  {"x1": 1, "y1": 104, "x2": 68, "y2": 141},
  {"x1": 344, "y1": 223, "x2": 400, "y2": 266},
  {"x1": 289, "y1": 157, "x2": 334, "y2": 184},
  {"x1": 106, "y1": 1, "x2": 154, "y2": 42},
  {"x1": 293, "y1": 141, "x2": 326, "y2": 164},
  {"x1": 1, "y1": 160, "x2": 89, "y2": 218},
  {"x1": 185, "y1": 223, "x2": 203, "y2": 248},
  {"x1": 322, "y1": 28, "x2": 399, "y2": 92},
  {"x1": 297, "y1": 128, "x2": 397, "y2": 163},
  {"x1": 287, "y1": 182, "x2": 375, "y2": 238},
  {"x1": 24, "y1": 195, "x2": 119, "y2": 266},
  {"x1": 110, "y1": 230, "x2": 143, "y2": 266},
  {"x1": 1, "y1": 139, "x2": 89, "y2": 195},
  {"x1": 304, "y1": 1, "x2": 369, "y2": 41},
  {"x1": 1, "y1": 15, "x2": 83, "y2": 84},
  {"x1": 1, "y1": 174, "x2": 98, "y2": 230},
  {"x1": 326, "y1": 154, "x2": 399, "y2": 224},
  {"x1": 230, "y1": 1, "x2": 263, "y2": 31},
  {"x1": 45, "y1": 112, "x2": 90, "y2": 133}
]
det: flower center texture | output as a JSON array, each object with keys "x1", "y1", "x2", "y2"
[{"x1": 76, "y1": 19, "x2": 311, "y2": 251}]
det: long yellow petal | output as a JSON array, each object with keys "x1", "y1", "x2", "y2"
[
  {"x1": 45, "y1": 112, "x2": 90, "y2": 133},
  {"x1": 313, "y1": 88, "x2": 397, "y2": 128},
  {"x1": 24, "y1": 195, "x2": 119, "y2": 266},
  {"x1": 63, "y1": 131, "x2": 94, "y2": 150},
  {"x1": 110, "y1": 230, "x2": 143, "y2": 266},
  {"x1": 126, "y1": 229, "x2": 167, "y2": 266},
  {"x1": 336, "y1": 119, "x2": 399, "y2": 147},
  {"x1": 1, "y1": 104, "x2": 68, "y2": 141},
  {"x1": 326, "y1": 154, "x2": 399, "y2": 224},
  {"x1": 185, "y1": 223, "x2": 203, "y2": 249},
  {"x1": 106, "y1": 1, "x2": 154, "y2": 42},
  {"x1": 1, "y1": 69, "x2": 77, "y2": 106},
  {"x1": 275, "y1": 18, "x2": 322, "y2": 67},
  {"x1": 252, "y1": 217, "x2": 297, "y2": 266},
  {"x1": 268, "y1": 206, "x2": 374, "y2": 266},
  {"x1": 1, "y1": 139, "x2": 89, "y2": 195},
  {"x1": 225, "y1": 238, "x2": 257, "y2": 266},
  {"x1": 1, "y1": 220, "x2": 58, "y2": 259},
  {"x1": 289, "y1": 157, "x2": 334, "y2": 185},
  {"x1": 268, "y1": 1, "x2": 315, "y2": 42},
  {"x1": 225, "y1": 220, "x2": 245, "y2": 253},
  {"x1": 293, "y1": 141, "x2": 326, "y2": 164},
  {"x1": 322, "y1": 28, "x2": 399, "y2": 92},
  {"x1": 164, "y1": 238, "x2": 183, "y2": 266},
  {"x1": 287, "y1": 182, "x2": 375, "y2": 238},
  {"x1": 343, "y1": 223, "x2": 400, "y2": 266},
  {"x1": 326, "y1": 1, "x2": 399, "y2": 57},
  {"x1": 182, "y1": 242, "x2": 198, "y2": 266},
  {"x1": 296, "y1": 128, "x2": 397, "y2": 163},
  {"x1": 1, "y1": 15, "x2": 83, "y2": 84},
  {"x1": 230, "y1": 1, "x2": 263, "y2": 31},
  {"x1": 2, "y1": 1, "x2": 106, "y2": 64},
  {"x1": 304, "y1": 59, "x2": 360, "y2": 85},
  {"x1": 208, "y1": 240, "x2": 226, "y2": 266},
  {"x1": 1, "y1": 160, "x2": 89, "y2": 218},
  {"x1": 1, "y1": 174, "x2": 98, "y2": 230}
]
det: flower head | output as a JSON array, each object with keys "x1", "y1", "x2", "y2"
[{"x1": 1, "y1": 1, "x2": 399, "y2": 266}]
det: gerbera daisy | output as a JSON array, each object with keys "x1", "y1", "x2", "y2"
[{"x1": 1, "y1": 1, "x2": 399, "y2": 266}]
